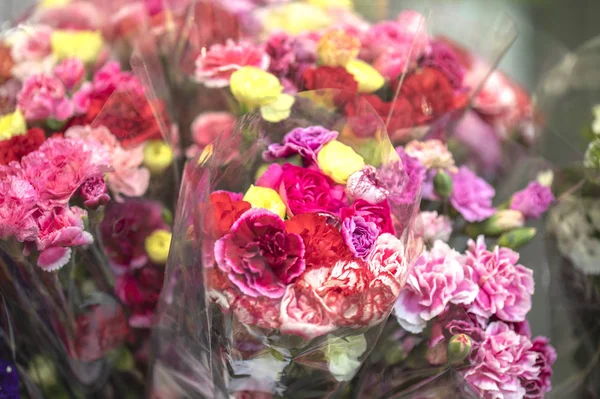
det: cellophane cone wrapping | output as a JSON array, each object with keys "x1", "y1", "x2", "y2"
[{"x1": 149, "y1": 90, "x2": 422, "y2": 398}]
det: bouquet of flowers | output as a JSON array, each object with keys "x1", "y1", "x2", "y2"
[{"x1": 0, "y1": 2, "x2": 179, "y2": 396}]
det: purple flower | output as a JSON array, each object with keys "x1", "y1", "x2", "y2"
[
  {"x1": 450, "y1": 166, "x2": 495, "y2": 222},
  {"x1": 422, "y1": 40, "x2": 465, "y2": 89},
  {"x1": 464, "y1": 322, "x2": 540, "y2": 399},
  {"x1": 394, "y1": 241, "x2": 479, "y2": 333},
  {"x1": 383, "y1": 148, "x2": 426, "y2": 206},
  {"x1": 341, "y1": 215, "x2": 379, "y2": 259},
  {"x1": 263, "y1": 126, "x2": 338, "y2": 163},
  {"x1": 80, "y1": 176, "x2": 110, "y2": 209},
  {"x1": 510, "y1": 181, "x2": 554, "y2": 220},
  {"x1": 523, "y1": 337, "x2": 556, "y2": 398},
  {"x1": 214, "y1": 208, "x2": 305, "y2": 299},
  {"x1": 465, "y1": 236, "x2": 534, "y2": 323},
  {"x1": 266, "y1": 32, "x2": 297, "y2": 78}
]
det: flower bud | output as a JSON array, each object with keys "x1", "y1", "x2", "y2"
[
  {"x1": 317, "y1": 30, "x2": 360, "y2": 67},
  {"x1": 144, "y1": 229, "x2": 172, "y2": 264},
  {"x1": 143, "y1": 140, "x2": 174, "y2": 175},
  {"x1": 498, "y1": 227, "x2": 536, "y2": 249},
  {"x1": 433, "y1": 170, "x2": 453, "y2": 198},
  {"x1": 447, "y1": 334, "x2": 472, "y2": 364},
  {"x1": 426, "y1": 341, "x2": 447, "y2": 365},
  {"x1": 469, "y1": 210, "x2": 525, "y2": 237}
]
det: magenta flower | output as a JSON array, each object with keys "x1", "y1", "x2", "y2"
[
  {"x1": 80, "y1": 176, "x2": 110, "y2": 209},
  {"x1": 195, "y1": 40, "x2": 270, "y2": 88},
  {"x1": 53, "y1": 58, "x2": 86, "y2": 90},
  {"x1": 265, "y1": 31, "x2": 297, "y2": 78},
  {"x1": 341, "y1": 215, "x2": 379, "y2": 259},
  {"x1": 341, "y1": 199, "x2": 395, "y2": 236},
  {"x1": 115, "y1": 267, "x2": 164, "y2": 328},
  {"x1": 464, "y1": 322, "x2": 540, "y2": 399},
  {"x1": 263, "y1": 126, "x2": 338, "y2": 163},
  {"x1": 100, "y1": 199, "x2": 168, "y2": 274},
  {"x1": 510, "y1": 181, "x2": 554, "y2": 220},
  {"x1": 20, "y1": 137, "x2": 110, "y2": 209},
  {"x1": 17, "y1": 74, "x2": 74, "y2": 121},
  {"x1": 523, "y1": 337, "x2": 556, "y2": 398},
  {"x1": 72, "y1": 82, "x2": 93, "y2": 114},
  {"x1": 34, "y1": 206, "x2": 93, "y2": 271},
  {"x1": 214, "y1": 208, "x2": 306, "y2": 299},
  {"x1": 465, "y1": 236, "x2": 534, "y2": 323},
  {"x1": 450, "y1": 166, "x2": 495, "y2": 222},
  {"x1": 422, "y1": 40, "x2": 465, "y2": 89},
  {"x1": 0, "y1": 168, "x2": 39, "y2": 242},
  {"x1": 92, "y1": 61, "x2": 144, "y2": 96},
  {"x1": 394, "y1": 241, "x2": 479, "y2": 333},
  {"x1": 256, "y1": 163, "x2": 283, "y2": 190}
]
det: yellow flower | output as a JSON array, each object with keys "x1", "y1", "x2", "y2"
[
  {"x1": 38, "y1": 0, "x2": 71, "y2": 8},
  {"x1": 51, "y1": 30, "x2": 104, "y2": 64},
  {"x1": 317, "y1": 30, "x2": 360, "y2": 67},
  {"x1": 260, "y1": 93, "x2": 294, "y2": 123},
  {"x1": 145, "y1": 230, "x2": 172, "y2": 265},
  {"x1": 317, "y1": 140, "x2": 365, "y2": 184},
  {"x1": 345, "y1": 59, "x2": 385, "y2": 93},
  {"x1": 260, "y1": 3, "x2": 332, "y2": 35},
  {"x1": 0, "y1": 110, "x2": 26, "y2": 141},
  {"x1": 230, "y1": 67, "x2": 283, "y2": 111},
  {"x1": 243, "y1": 185, "x2": 286, "y2": 219},
  {"x1": 307, "y1": 0, "x2": 353, "y2": 9},
  {"x1": 143, "y1": 140, "x2": 174, "y2": 174}
]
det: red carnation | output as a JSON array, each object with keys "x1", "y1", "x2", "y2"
[
  {"x1": 285, "y1": 213, "x2": 351, "y2": 269},
  {"x1": 0, "y1": 128, "x2": 46, "y2": 165},
  {"x1": 303, "y1": 66, "x2": 358, "y2": 103},
  {"x1": 205, "y1": 191, "x2": 252, "y2": 239}
]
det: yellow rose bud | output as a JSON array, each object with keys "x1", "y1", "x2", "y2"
[
  {"x1": 243, "y1": 185, "x2": 286, "y2": 219},
  {"x1": 145, "y1": 229, "x2": 172, "y2": 265},
  {"x1": 317, "y1": 30, "x2": 360, "y2": 67},
  {"x1": 308, "y1": 0, "x2": 353, "y2": 9},
  {"x1": 230, "y1": 67, "x2": 283, "y2": 111},
  {"x1": 0, "y1": 110, "x2": 26, "y2": 140},
  {"x1": 51, "y1": 30, "x2": 104, "y2": 64},
  {"x1": 143, "y1": 140, "x2": 174, "y2": 175},
  {"x1": 260, "y1": 3, "x2": 333, "y2": 35},
  {"x1": 345, "y1": 59, "x2": 385, "y2": 93},
  {"x1": 317, "y1": 140, "x2": 365, "y2": 184}
]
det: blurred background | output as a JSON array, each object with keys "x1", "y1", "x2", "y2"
[{"x1": 2, "y1": 0, "x2": 598, "y2": 395}]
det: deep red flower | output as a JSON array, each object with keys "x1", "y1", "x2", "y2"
[
  {"x1": 115, "y1": 267, "x2": 165, "y2": 328},
  {"x1": 0, "y1": 128, "x2": 46, "y2": 165},
  {"x1": 303, "y1": 66, "x2": 358, "y2": 102},
  {"x1": 285, "y1": 213, "x2": 351, "y2": 269},
  {"x1": 205, "y1": 191, "x2": 251, "y2": 239}
]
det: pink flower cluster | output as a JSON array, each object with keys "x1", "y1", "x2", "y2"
[
  {"x1": 394, "y1": 235, "x2": 552, "y2": 399},
  {"x1": 17, "y1": 74, "x2": 74, "y2": 122},
  {"x1": 206, "y1": 125, "x2": 419, "y2": 339},
  {"x1": 1, "y1": 136, "x2": 110, "y2": 270}
]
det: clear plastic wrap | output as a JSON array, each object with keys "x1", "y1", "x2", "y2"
[{"x1": 149, "y1": 90, "x2": 422, "y2": 398}]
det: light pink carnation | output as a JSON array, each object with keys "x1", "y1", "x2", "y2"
[
  {"x1": 465, "y1": 236, "x2": 534, "y2": 323},
  {"x1": 367, "y1": 233, "x2": 408, "y2": 281},
  {"x1": 34, "y1": 206, "x2": 93, "y2": 271},
  {"x1": 464, "y1": 321, "x2": 539, "y2": 399},
  {"x1": 394, "y1": 241, "x2": 479, "y2": 333},
  {"x1": 17, "y1": 74, "x2": 74, "y2": 121},
  {"x1": 0, "y1": 167, "x2": 39, "y2": 242},
  {"x1": 195, "y1": 40, "x2": 270, "y2": 88},
  {"x1": 404, "y1": 139, "x2": 456, "y2": 171},
  {"x1": 53, "y1": 58, "x2": 86, "y2": 90},
  {"x1": 92, "y1": 61, "x2": 144, "y2": 96},
  {"x1": 280, "y1": 282, "x2": 337, "y2": 339},
  {"x1": 10, "y1": 25, "x2": 52, "y2": 63},
  {"x1": 186, "y1": 112, "x2": 236, "y2": 158},
  {"x1": 65, "y1": 125, "x2": 150, "y2": 201},
  {"x1": 72, "y1": 82, "x2": 93, "y2": 114},
  {"x1": 20, "y1": 137, "x2": 110, "y2": 209},
  {"x1": 415, "y1": 211, "x2": 452, "y2": 244}
]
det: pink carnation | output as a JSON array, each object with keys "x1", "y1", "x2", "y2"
[
  {"x1": 20, "y1": 137, "x2": 110, "y2": 209},
  {"x1": 415, "y1": 211, "x2": 452, "y2": 244},
  {"x1": 367, "y1": 233, "x2": 408, "y2": 281},
  {"x1": 187, "y1": 112, "x2": 236, "y2": 158},
  {"x1": 10, "y1": 25, "x2": 52, "y2": 63},
  {"x1": 523, "y1": 337, "x2": 556, "y2": 398},
  {"x1": 0, "y1": 168, "x2": 39, "y2": 242},
  {"x1": 465, "y1": 236, "x2": 534, "y2": 323},
  {"x1": 80, "y1": 176, "x2": 110, "y2": 209},
  {"x1": 346, "y1": 166, "x2": 389, "y2": 205},
  {"x1": 72, "y1": 82, "x2": 94, "y2": 114},
  {"x1": 17, "y1": 74, "x2": 74, "y2": 121},
  {"x1": 214, "y1": 208, "x2": 306, "y2": 299},
  {"x1": 449, "y1": 166, "x2": 495, "y2": 222},
  {"x1": 34, "y1": 206, "x2": 93, "y2": 271},
  {"x1": 510, "y1": 181, "x2": 554, "y2": 220},
  {"x1": 394, "y1": 241, "x2": 479, "y2": 333},
  {"x1": 92, "y1": 61, "x2": 144, "y2": 96},
  {"x1": 53, "y1": 58, "x2": 86, "y2": 90},
  {"x1": 65, "y1": 125, "x2": 150, "y2": 201},
  {"x1": 195, "y1": 40, "x2": 270, "y2": 88},
  {"x1": 280, "y1": 282, "x2": 337, "y2": 339},
  {"x1": 465, "y1": 322, "x2": 540, "y2": 399}
]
